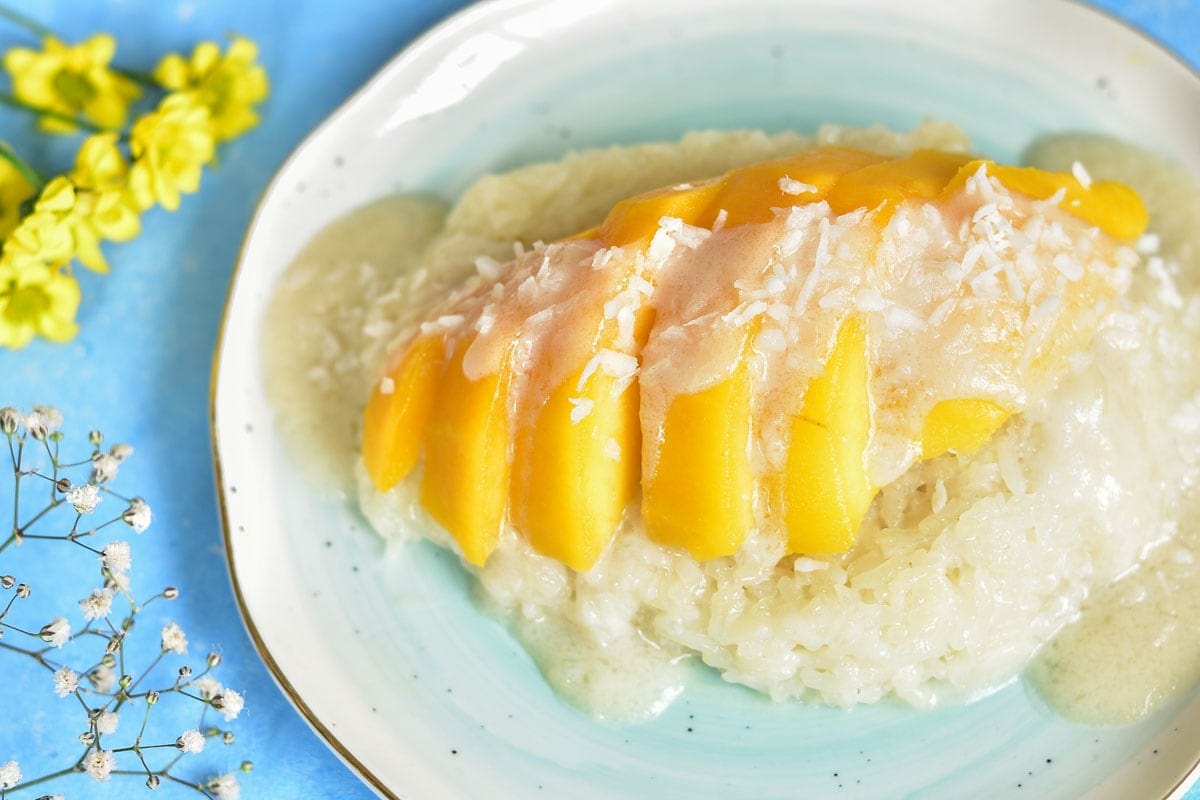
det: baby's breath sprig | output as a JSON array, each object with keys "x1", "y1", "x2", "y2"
[
  {"x1": 0, "y1": 405, "x2": 249, "y2": 799},
  {"x1": 0, "y1": 7, "x2": 269, "y2": 349}
]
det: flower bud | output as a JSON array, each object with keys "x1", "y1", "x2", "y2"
[
  {"x1": 178, "y1": 665, "x2": 192, "y2": 679},
  {"x1": 240, "y1": 761, "x2": 253, "y2": 773},
  {"x1": 164, "y1": 586, "x2": 179, "y2": 600},
  {"x1": 146, "y1": 774, "x2": 161, "y2": 789},
  {"x1": 15, "y1": 584, "x2": 29, "y2": 599},
  {"x1": 105, "y1": 635, "x2": 122, "y2": 655},
  {"x1": 55, "y1": 478, "x2": 71, "y2": 493},
  {"x1": 223, "y1": 730, "x2": 235, "y2": 745},
  {"x1": 146, "y1": 690, "x2": 160, "y2": 705},
  {"x1": 119, "y1": 674, "x2": 132, "y2": 689},
  {"x1": 0, "y1": 407, "x2": 19, "y2": 434},
  {"x1": 79, "y1": 731, "x2": 95, "y2": 746},
  {"x1": 89, "y1": 429, "x2": 103, "y2": 446},
  {"x1": 101, "y1": 654, "x2": 116, "y2": 668},
  {"x1": 207, "y1": 652, "x2": 222, "y2": 668},
  {"x1": 0, "y1": 575, "x2": 13, "y2": 589}
]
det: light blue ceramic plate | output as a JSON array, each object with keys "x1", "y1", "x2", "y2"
[{"x1": 212, "y1": 0, "x2": 1200, "y2": 797}]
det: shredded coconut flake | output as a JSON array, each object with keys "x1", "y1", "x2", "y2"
[
  {"x1": 778, "y1": 177, "x2": 819, "y2": 196},
  {"x1": 1071, "y1": 160, "x2": 1093, "y2": 189},
  {"x1": 568, "y1": 397, "x2": 594, "y2": 424},
  {"x1": 474, "y1": 255, "x2": 503, "y2": 280},
  {"x1": 712, "y1": 208, "x2": 729, "y2": 232}
]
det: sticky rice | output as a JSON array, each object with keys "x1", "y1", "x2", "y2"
[{"x1": 356, "y1": 123, "x2": 1200, "y2": 718}]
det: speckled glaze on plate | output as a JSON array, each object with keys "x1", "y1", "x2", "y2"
[{"x1": 211, "y1": 1, "x2": 1200, "y2": 797}]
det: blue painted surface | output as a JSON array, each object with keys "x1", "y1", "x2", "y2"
[{"x1": 0, "y1": 0, "x2": 1196, "y2": 798}]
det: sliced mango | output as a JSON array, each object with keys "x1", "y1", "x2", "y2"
[
  {"x1": 778, "y1": 316, "x2": 875, "y2": 554},
  {"x1": 599, "y1": 180, "x2": 723, "y2": 247},
  {"x1": 921, "y1": 398, "x2": 1011, "y2": 460},
  {"x1": 597, "y1": 147, "x2": 890, "y2": 247},
  {"x1": 510, "y1": 359, "x2": 642, "y2": 572},
  {"x1": 361, "y1": 334, "x2": 445, "y2": 492},
  {"x1": 710, "y1": 147, "x2": 889, "y2": 226},
  {"x1": 825, "y1": 149, "x2": 974, "y2": 221},
  {"x1": 944, "y1": 160, "x2": 1149, "y2": 241},
  {"x1": 642, "y1": 331, "x2": 756, "y2": 560},
  {"x1": 419, "y1": 339, "x2": 510, "y2": 566},
  {"x1": 362, "y1": 144, "x2": 1146, "y2": 569}
]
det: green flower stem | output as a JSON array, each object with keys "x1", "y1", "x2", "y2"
[
  {"x1": 4, "y1": 764, "x2": 79, "y2": 796},
  {"x1": 0, "y1": 139, "x2": 42, "y2": 191},
  {"x1": 0, "y1": 91, "x2": 108, "y2": 134},
  {"x1": 0, "y1": 4, "x2": 53, "y2": 40}
]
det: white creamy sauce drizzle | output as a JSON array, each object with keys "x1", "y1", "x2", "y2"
[
  {"x1": 261, "y1": 194, "x2": 448, "y2": 494},
  {"x1": 1024, "y1": 135, "x2": 1200, "y2": 724}
]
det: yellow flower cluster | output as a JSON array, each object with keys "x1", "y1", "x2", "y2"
[
  {"x1": 0, "y1": 32, "x2": 268, "y2": 348},
  {"x1": 3, "y1": 34, "x2": 140, "y2": 132}
]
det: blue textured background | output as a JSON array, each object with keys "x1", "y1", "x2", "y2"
[{"x1": 0, "y1": 0, "x2": 1197, "y2": 798}]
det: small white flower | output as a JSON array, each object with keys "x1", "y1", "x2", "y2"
[
  {"x1": 85, "y1": 749, "x2": 116, "y2": 781},
  {"x1": 96, "y1": 711, "x2": 119, "y2": 734},
  {"x1": 53, "y1": 666, "x2": 78, "y2": 697},
  {"x1": 194, "y1": 675, "x2": 223, "y2": 700},
  {"x1": 160, "y1": 622, "x2": 188, "y2": 654},
  {"x1": 213, "y1": 689, "x2": 244, "y2": 721},
  {"x1": 79, "y1": 587, "x2": 115, "y2": 620},
  {"x1": 39, "y1": 617, "x2": 71, "y2": 648},
  {"x1": 89, "y1": 664, "x2": 116, "y2": 693},
  {"x1": 177, "y1": 728, "x2": 205, "y2": 753},
  {"x1": 122, "y1": 498, "x2": 152, "y2": 533},
  {"x1": 66, "y1": 483, "x2": 102, "y2": 514},
  {"x1": 100, "y1": 541, "x2": 131, "y2": 574},
  {"x1": 207, "y1": 773, "x2": 240, "y2": 800},
  {"x1": 91, "y1": 452, "x2": 120, "y2": 483},
  {"x1": 110, "y1": 442, "x2": 134, "y2": 461},
  {"x1": 25, "y1": 406, "x2": 62, "y2": 439},
  {"x1": 0, "y1": 760, "x2": 20, "y2": 789}
]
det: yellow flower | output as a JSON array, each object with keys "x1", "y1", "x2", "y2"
[
  {"x1": 0, "y1": 253, "x2": 80, "y2": 348},
  {"x1": 127, "y1": 93, "x2": 215, "y2": 212},
  {"x1": 67, "y1": 134, "x2": 142, "y2": 267},
  {"x1": 71, "y1": 133, "x2": 128, "y2": 192},
  {"x1": 5, "y1": 206, "x2": 74, "y2": 265},
  {"x1": 154, "y1": 36, "x2": 268, "y2": 142},
  {"x1": 3, "y1": 35, "x2": 141, "y2": 133},
  {"x1": 27, "y1": 175, "x2": 139, "y2": 274},
  {"x1": 0, "y1": 156, "x2": 35, "y2": 238}
]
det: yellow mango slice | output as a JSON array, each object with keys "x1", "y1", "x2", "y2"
[
  {"x1": 361, "y1": 334, "x2": 445, "y2": 492},
  {"x1": 921, "y1": 398, "x2": 1011, "y2": 460},
  {"x1": 597, "y1": 147, "x2": 890, "y2": 246},
  {"x1": 825, "y1": 149, "x2": 975, "y2": 220},
  {"x1": 510, "y1": 362, "x2": 642, "y2": 572},
  {"x1": 710, "y1": 147, "x2": 889, "y2": 226},
  {"x1": 944, "y1": 160, "x2": 1149, "y2": 241},
  {"x1": 419, "y1": 340, "x2": 510, "y2": 566},
  {"x1": 599, "y1": 181, "x2": 723, "y2": 247},
  {"x1": 779, "y1": 316, "x2": 875, "y2": 554},
  {"x1": 363, "y1": 145, "x2": 1148, "y2": 569},
  {"x1": 642, "y1": 339, "x2": 755, "y2": 560}
]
